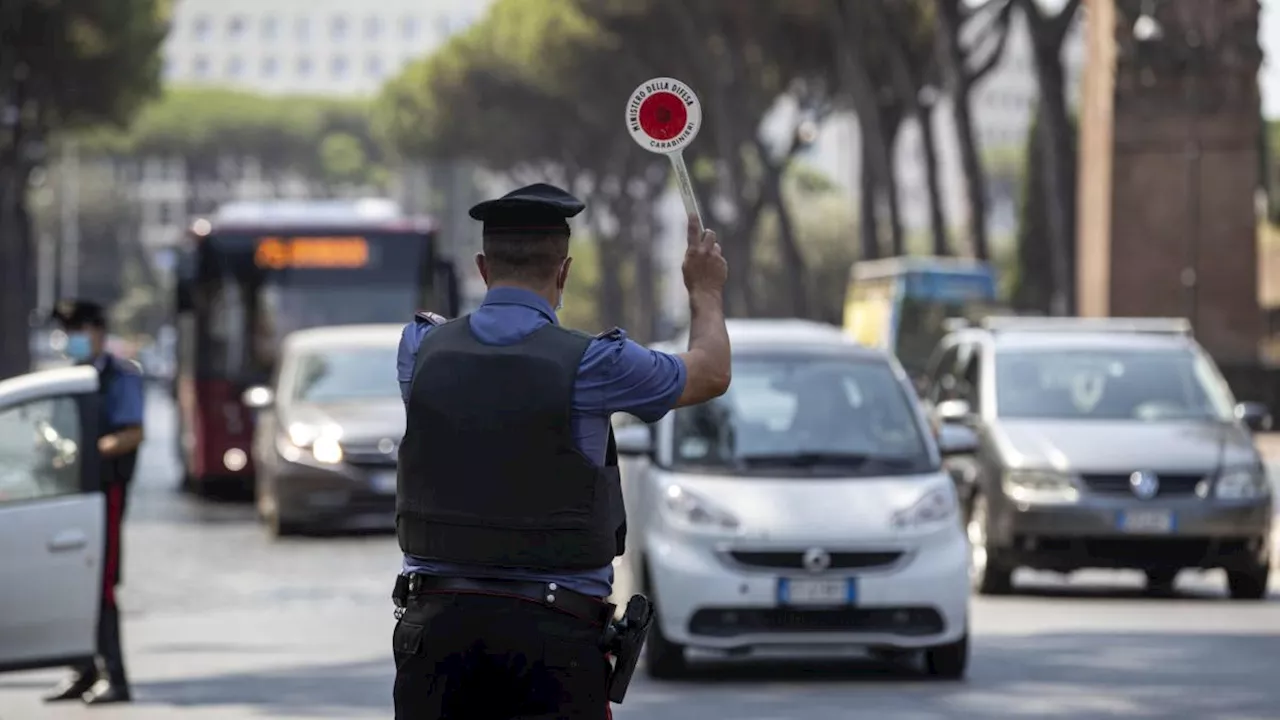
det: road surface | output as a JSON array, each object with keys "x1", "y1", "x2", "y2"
[{"x1": 2, "y1": 387, "x2": 1279, "y2": 719}]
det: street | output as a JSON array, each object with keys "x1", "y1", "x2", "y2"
[{"x1": 3, "y1": 388, "x2": 1280, "y2": 719}]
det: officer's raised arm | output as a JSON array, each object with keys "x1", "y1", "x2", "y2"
[{"x1": 675, "y1": 214, "x2": 731, "y2": 407}]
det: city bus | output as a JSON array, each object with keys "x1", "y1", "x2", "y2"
[
  {"x1": 842, "y1": 256, "x2": 999, "y2": 380},
  {"x1": 173, "y1": 199, "x2": 460, "y2": 493}
]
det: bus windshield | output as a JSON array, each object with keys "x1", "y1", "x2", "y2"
[{"x1": 193, "y1": 230, "x2": 434, "y2": 383}]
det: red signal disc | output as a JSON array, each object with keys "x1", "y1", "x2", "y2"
[{"x1": 637, "y1": 92, "x2": 689, "y2": 141}]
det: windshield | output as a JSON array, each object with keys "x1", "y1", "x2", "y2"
[
  {"x1": 291, "y1": 346, "x2": 401, "y2": 403},
  {"x1": 994, "y1": 347, "x2": 1236, "y2": 421},
  {"x1": 670, "y1": 355, "x2": 933, "y2": 475}
]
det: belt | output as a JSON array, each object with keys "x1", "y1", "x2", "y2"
[{"x1": 406, "y1": 574, "x2": 616, "y2": 627}]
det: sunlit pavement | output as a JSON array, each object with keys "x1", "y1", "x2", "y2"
[{"x1": 2, "y1": 388, "x2": 1280, "y2": 719}]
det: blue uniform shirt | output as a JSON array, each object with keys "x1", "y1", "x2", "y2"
[
  {"x1": 396, "y1": 287, "x2": 687, "y2": 597},
  {"x1": 96, "y1": 354, "x2": 145, "y2": 429}
]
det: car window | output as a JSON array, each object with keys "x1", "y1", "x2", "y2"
[
  {"x1": 671, "y1": 354, "x2": 933, "y2": 475},
  {"x1": 0, "y1": 396, "x2": 83, "y2": 504},
  {"x1": 993, "y1": 347, "x2": 1235, "y2": 421},
  {"x1": 292, "y1": 346, "x2": 400, "y2": 402}
]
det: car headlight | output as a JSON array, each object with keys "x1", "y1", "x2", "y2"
[
  {"x1": 284, "y1": 423, "x2": 344, "y2": 464},
  {"x1": 661, "y1": 485, "x2": 740, "y2": 533},
  {"x1": 311, "y1": 436, "x2": 344, "y2": 465},
  {"x1": 1002, "y1": 469, "x2": 1079, "y2": 503},
  {"x1": 1215, "y1": 467, "x2": 1270, "y2": 500},
  {"x1": 891, "y1": 485, "x2": 958, "y2": 529}
]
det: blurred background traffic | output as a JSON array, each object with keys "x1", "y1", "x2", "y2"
[{"x1": 5, "y1": 0, "x2": 1280, "y2": 718}]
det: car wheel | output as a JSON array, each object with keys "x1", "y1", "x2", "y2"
[
  {"x1": 968, "y1": 494, "x2": 1013, "y2": 595},
  {"x1": 1226, "y1": 564, "x2": 1270, "y2": 601},
  {"x1": 923, "y1": 633, "x2": 968, "y2": 680},
  {"x1": 1144, "y1": 570, "x2": 1179, "y2": 596},
  {"x1": 641, "y1": 566, "x2": 687, "y2": 680},
  {"x1": 267, "y1": 510, "x2": 304, "y2": 539}
]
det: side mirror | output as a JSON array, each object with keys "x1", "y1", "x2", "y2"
[
  {"x1": 241, "y1": 386, "x2": 275, "y2": 409},
  {"x1": 1234, "y1": 402, "x2": 1273, "y2": 432},
  {"x1": 936, "y1": 398, "x2": 972, "y2": 424},
  {"x1": 938, "y1": 423, "x2": 979, "y2": 457},
  {"x1": 614, "y1": 423, "x2": 653, "y2": 457}
]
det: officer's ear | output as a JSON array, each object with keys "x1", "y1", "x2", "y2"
[
  {"x1": 557, "y1": 256, "x2": 572, "y2": 290},
  {"x1": 475, "y1": 252, "x2": 489, "y2": 284}
]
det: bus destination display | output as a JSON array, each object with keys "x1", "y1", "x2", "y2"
[{"x1": 254, "y1": 236, "x2": 370, "y2": 269}]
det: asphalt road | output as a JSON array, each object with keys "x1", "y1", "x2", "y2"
[{"x1": 2, "y1": 387, "x2": 1280, "y2": 719}]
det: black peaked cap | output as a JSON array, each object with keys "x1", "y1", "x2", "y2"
[{"x1": 468, "y1": 183, "x2": 586, "y2": 236}]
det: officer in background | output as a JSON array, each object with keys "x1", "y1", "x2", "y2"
[
  {"x1": 392, "y1": 183, "x2": 731, "y2": 719},
  {"x1": 44, "y1": 300, "x2": 143, "y2": 706}
]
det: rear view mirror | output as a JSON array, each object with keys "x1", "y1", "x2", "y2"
[
  {"x1": 1235, "y1": 402, "x2": 1273, "y2": 432},
  {"x1": 241, "y1": 386, "x2": 275, "y2": 409},
  {"x1": 615, "y1": 424, "x2": 652, "y2": 457},
  {"x1": 938, "y1": 423, "x2": 979, "y2": 457},
  {"x1": 936, "y1": 398, "x2": 971, "y2": 424}
]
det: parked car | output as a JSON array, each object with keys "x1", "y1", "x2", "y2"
[
  {"x1": 614, "y1": 319, "x2": 974, "y2": 679},
  {"x1": 921, "y1": 316, "x2": 1273, "y2": 599},
  {"x1": 242, "y1": 324, "x2": 404, "y2": 537}
]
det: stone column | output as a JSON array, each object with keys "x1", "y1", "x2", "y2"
[{"x1": 1076, "y1": 0, "x2": 1263, "y2": 365}]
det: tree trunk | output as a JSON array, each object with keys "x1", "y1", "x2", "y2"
[
  {"x1": 882, "y1": 109, "x2": 905, "y2": 257},
  {"x1": 935, "y1": 0, "x2": 992, "y2": 260},
  {"x1": 921, "y1": 104, "x2": 951, "y2": 256},
  {"x1": 763, "y1": 165, "x2": 809, "y2": 317},
  {"x1": 1032, "y1": 45, "x2": 1076, "y2": 315},
  {"x1": 859, "y1": 158, "x2": 881, "y2": 261}
]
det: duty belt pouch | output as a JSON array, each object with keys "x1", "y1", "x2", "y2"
[
  {"x1": 602, "y1": 594, "x2": 654, "y2": 703},
  {"x1": 392, "y1": 574, "x2": 410, "y2": 608}
]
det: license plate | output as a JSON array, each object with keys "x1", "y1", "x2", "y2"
[
  {"x1": 1118, "y1": 509, "x2": 1174, "y2": 534},
  {"x1": 777, "y1": 578, "x2": 856, "y2": 606},
  {"x1": 370, "y1": 472, "x2": 397, "y2": 494}
]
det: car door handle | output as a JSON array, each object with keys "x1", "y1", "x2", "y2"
[{"x1": 47, "y1": 530, "x2": 87, "y2": 552}]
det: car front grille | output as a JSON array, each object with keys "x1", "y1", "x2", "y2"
[
  {"x1": 1080, "y1": 473, "x2": 1205, "y2": 497},
  {"x1": 339, "y1": 443, "x2": 397, "y2": 468},
  {"x1": 727, "y1": 550, "x2": 905, "y2": 571},
  {"x1": 688, "y1": 607, "x2": 945, "y2": 638}
]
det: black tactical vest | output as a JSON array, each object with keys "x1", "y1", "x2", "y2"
[
  {"x1": 396, "y1": 317, "x2": 626, "y2": 570},
  {"x1": 95, "y1": 356, "x2": 139, "y2": 485}
]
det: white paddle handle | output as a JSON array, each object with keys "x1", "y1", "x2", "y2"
[{"x1": 669, "y1": 150, "x2": 704, "y2": 236}]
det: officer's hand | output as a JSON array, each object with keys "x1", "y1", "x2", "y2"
[{"x1": 681, "y1": 215, "x2": 727, "y2": 297}]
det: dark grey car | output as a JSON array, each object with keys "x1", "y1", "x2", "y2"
[
  {"x1": 243, "y1": 325, "x2": 404, "y2": 538},
  {"x1": 922, "y1": 318, "x2": 1274, "y2": 599}
]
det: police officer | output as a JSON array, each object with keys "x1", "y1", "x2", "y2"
[
  {"x1": 44, "y1": 300, "x2": 143, "y2": 706},
  {"x1": 392, "y1": 183, "x2": 730, "y2": 719}
]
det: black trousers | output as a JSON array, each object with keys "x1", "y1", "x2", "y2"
[
  {"x1": 393, "y1": 593, "x2": 611, "y2": 720},
  {"x1": 72, "y1": 482, "x2": 129, "y2": 686}
]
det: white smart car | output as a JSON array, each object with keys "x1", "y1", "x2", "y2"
[{"x1": 613, "y1": 320, "x2": 976, "y2": 679}]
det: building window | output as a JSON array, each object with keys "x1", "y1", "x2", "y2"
[
  {"x1": 262, "y1": 16, "x2": 278, "y2": 40},
  {"x1": 193, "y1": 16, "x2": 211, "y2": 40},
  {"x1": 331, "y1": 55, "x2": 348, "y2": 77},
  {"x1": 193, "y1": 55, "x2": 210, "y2": 77},
  {"x1": 226, "y1": 56, "x2": 244, "y2": 77},
  {"x1": 295, "y1": 17, "x2": 310, "y2": 41},
  {"x1": 331, "y1": 15, "x2": 348, "y2": 40},
  {"x1": 365, "y1": 56, "x2": 382, "y2": 77},
  {"x1": 364, "y1": 16, "x2": 381, "y2": 39},
  {"x1": 227, "y1": 15, "x2": 246, "y2": 39},
  {"x1": 400, "y1": 16, "x2": 417, "y2": 39},
  {"x1": 297, "y1": 56, "x2": 312, "y2": 76},
  {"x1": 261, "y1": 56, "x2": 278, "y2": 77}
]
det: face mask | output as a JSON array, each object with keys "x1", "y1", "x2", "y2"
[
  {"x1": 555, "y1": 291, "x2": 564, "y2": 312},
  {"x1": 64, "y1": 332, "x2": 93, "y2": 362}
]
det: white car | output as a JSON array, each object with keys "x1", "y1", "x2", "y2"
[
  {"x1": 0, "y1": 365, "x2": 111, "y2": 673},
  {"x1": 613, "y1": 320, "x2": 977, "y2": 679}
]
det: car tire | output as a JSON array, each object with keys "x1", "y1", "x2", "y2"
[
  {"x1": 968, "y1": 494, "x2": 1013, "y2": 595},
  {"x1": 641, "y1": 565, "x2": 687, "y2": 680},
  {"x1": 267, "y1": 511, "x2": 304, "y2": 539},
  {"x1": 923, "y1": 633, "x2": 968, "y2": 680},
  {"x1": 1226, "y1": 564, "x2": 1270, "y2": 601}
]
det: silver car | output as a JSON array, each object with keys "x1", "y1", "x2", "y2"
[
  {"x1": 923, "y1": 317, "x2": 1274, "y2": 599},
  {"x1": 243, "y1": 324, "x2": 404, "y2": 537}
]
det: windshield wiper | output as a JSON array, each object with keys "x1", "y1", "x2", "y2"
[{"x1": 737, "y1": 452, "x2": 918, "y2": 469}]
